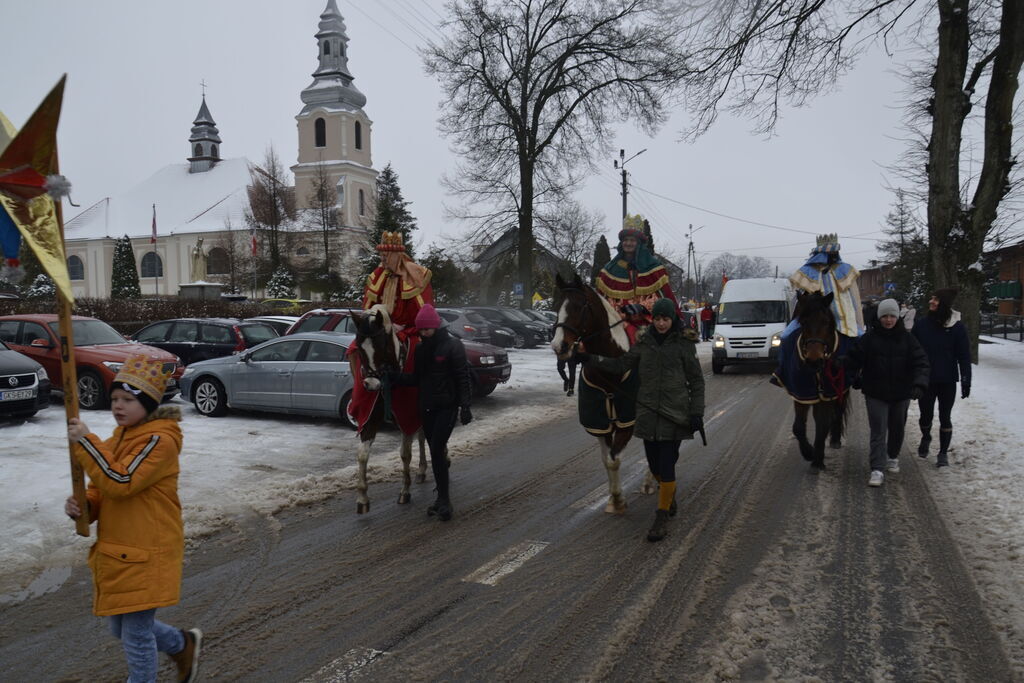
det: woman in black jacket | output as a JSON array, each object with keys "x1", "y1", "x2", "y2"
[
  {"x1": 848, "y1": 299, "x2": 930, "y2": 487},
  {"x1": 912, "y1": 288, "x2": 972, "y2": 467},
  {"x1": 392, "y1": 304, "x2": 473, "y2": 521}
]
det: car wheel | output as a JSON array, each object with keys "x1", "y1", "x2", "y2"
[
  {"x1": 77, "y1": 370, "x2": 108, "y2": 410},
  {"x1": 473, "y1": 382, "x2": 496, "y2": 397},
  {"x1": 513, "y1": 333, "x2": 526, "y2": 349},
  {"x1": 193, "y1": 377, "x2": 228, "y2": 417},
  {"x1": 712, "y1": 359, "x2": 724, "y2": 375},
  {"x1": 339, "y1": 391, "x2": 358, "y2": 430}
]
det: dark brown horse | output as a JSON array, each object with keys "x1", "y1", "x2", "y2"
[
  {"x1": 552, "y1": 273, "x2": 656, "y2": 513},
  {"x1": 772, "y1": 291, "x2": 850, "y2": 470},
  {"x1": 349, "y1": 305, "x2": 426, "y2": 513}
]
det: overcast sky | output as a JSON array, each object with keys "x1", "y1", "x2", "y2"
[{"x1": 2, "y1": 0, "x2": 922, "y2": 276}]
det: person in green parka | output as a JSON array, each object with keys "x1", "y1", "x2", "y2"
[{"x1": 580, "y1": 298, "x2": 705, "y2": 542}]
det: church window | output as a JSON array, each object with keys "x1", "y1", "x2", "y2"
[
  {"x1": 211, "y1": 144, "x2": 218, "y2": 158},
  {"x1": 358, "y1": 189, "x2": 365, "y2": 216},
  {"x1": 297, "y1": 246, "x2": 310, "y2": 256},
  {"x1": 140, "y1": 252, "x2": 163, "y2": 278},
  {"x1": 194, "y1": 143, "x2": 203, "y2": 157},
  {"x1": 67, "y1": 255, "x2": 84, "y2": 281},
  {"x1": 315, "y1": 118, "x2": 326, "y2": 148},
  {"x1": 340, "y1": 43, "x2": 345, "y2": 57},
  {"x1": 324, "y1": 41, "x2": 331, "y2": 55},
  {"x1": 354, "y1": 121, "x2": 362, "y2": 150},
  {"x1": 207, "y1": 247, "x2": 229, "y2": 275}
]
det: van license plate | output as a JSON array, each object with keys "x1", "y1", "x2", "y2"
[
  {"x1": 0, "y1": 389, "x2": 34, "y2": 401},
  {"x1": 738, "y1": 352, "x2": 759, "y2": 359}
]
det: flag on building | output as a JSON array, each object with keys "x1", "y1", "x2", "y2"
[
  {"x1": 721, "y1": 270, "x2": 729, "y2": 287},
  {"x1": 150, "y1": 204, "x2": 157, "y2": 244},
  {"x1": 250, "y1": 228, "x2": 258, "y2": 256}
]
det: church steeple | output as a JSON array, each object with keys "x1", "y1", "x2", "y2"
[
  {"x1": 300, "y1": 0, "x2": 366, "y2": 113},
  {"x1": 188, "y1": 96, "x2": 222, "y2": 174}
]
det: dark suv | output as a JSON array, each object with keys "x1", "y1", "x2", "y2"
[
  {"x1": 0, "y1": 338, "x2": 51, "y2": 418},
  {"x1": 465, "y1": 306, "x2": 549, "y2": 348},
  {"x1": 286, "y1": 308, "x2": 512, "y2": 396},
  {"x1": 132, "y1": 318, "x2": 278, "y2": 366}
]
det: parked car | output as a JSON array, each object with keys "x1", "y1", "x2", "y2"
[
  {"x1": 131, "y1": 318, "x2": 278, "y2": 366},
  {"x1": 0, "y1": 338, "x2": 51, "y2": 418},
  {"x1": 261, "y1": 298, "x2": 312, "y2": 314},
  {"x1": 524, "y1": 309, "x2": 557, "y2": 325},
  {"x1": 178, "y1": 331, "x2": 358, "y2": 425},
  {"x1": 465, "y1": 306, "x2": 548, "y2": 348},
  {"x1": 436, "y1": 307, "x2": 495, "y2": 344},
  {"x1": 244, "y1": 315, "x2": 300, "y2": 336},
  {"x1": 285, "y1": 308, "x2": 511, "y2": 396},
  {"x1": 0, "y1": 314, "x2": 184, "y2": 410}
]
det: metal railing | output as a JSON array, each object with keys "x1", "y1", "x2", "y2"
[{"x1": 980, "y1": 313, "x2": 1024, "y2": 341}]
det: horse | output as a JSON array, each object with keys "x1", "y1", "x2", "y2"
[
  {"x1": 770, "y1": 291, "x2": 851, "y2": 470},
  {"x1": 347, "y1": 305, "x2": 427, "y2": 514},
  {"x1": 552, "y1": 272, "x2": 657, "y2": 513}
]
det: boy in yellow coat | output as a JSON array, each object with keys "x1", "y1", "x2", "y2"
[{"x1": 65, "y1": 355, "x2": 201, "y2": 683}]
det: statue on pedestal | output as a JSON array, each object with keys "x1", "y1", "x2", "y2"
[{"x1": 190, "y1": 238, "x2": 207, "y2": 282}]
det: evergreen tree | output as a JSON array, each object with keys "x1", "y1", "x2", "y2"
[
  {"x1": 642, "y1": 218, "x2": 655, "y2": 254},
  {"x1": 590, "y1": 235, "x2": 611, "y2": 285},
  {"x1": 26, "y1": 273, "x2": 55, "y2": 299},
  {"x1": 266, "y1": 266, "x2": 296, "y2": 298},
  {"x1": 876, "y1": 189, "x2": 931, "y2": 308},
  {"x1": 358, "y1": 164, "x2": 419, "y2": 281},
  {"x1": 110, "y1": 235, "x2": 142, "y2": 298},
  {"x1": 421, "y1": 245, "x2": 464, "y2": 304}
]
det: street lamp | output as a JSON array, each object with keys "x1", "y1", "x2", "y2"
[{"x1": 613, "y1": 148, "x2": 647, "y2": 219}]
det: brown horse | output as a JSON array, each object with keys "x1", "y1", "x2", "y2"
[
  {"x1": 552, "y1": 273, "x2": 656, "y2": 513},
  {"x1": 771, "y1": 291, "x2": 850, "y2": 470},
  {"x1": 349, "y1": 305, "x2": 427, "y2": 513}
]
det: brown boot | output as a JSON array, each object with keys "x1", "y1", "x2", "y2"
[{"x1": 169, "y1": 628, "x2": 202, "y2": 683}]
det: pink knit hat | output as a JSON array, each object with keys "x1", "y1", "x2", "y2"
[{"x1": 414, "y1": 304, "x2": 442, "y2": 329}]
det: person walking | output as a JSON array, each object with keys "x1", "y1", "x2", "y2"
[
  {"x1": 64, "y1": 355, "x2": 201, "y2": 683},
  {"x1": 847, "y1": 299, "x2": 930, "y2": 487},
  {"x1": 700, "y1": 303, "x2": 714, "y2": 341},
  {"x1": 390, "y1": 304, "x2": 474, "y2": 521},
  {"x1": 580, "y1": 298, "x2": 705, "y2": 542},
  {"x1": 912, "y1": 288, "x2": 972, "y2": 467}
]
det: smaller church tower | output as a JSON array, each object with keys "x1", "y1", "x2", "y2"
[{"x1": 188, "y1": 96, "x2": 222, "y2": 174}]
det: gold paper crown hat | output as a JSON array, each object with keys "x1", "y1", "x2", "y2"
[
  {"x1": 376, "y1": 231, "x2": 406, "y2": 253},
  {"x1": 811, "y1": 233, "x2": 841, "y2": 254},
  {"x1": 113, "y1": 355, "x2": 172, "y2": 404}
]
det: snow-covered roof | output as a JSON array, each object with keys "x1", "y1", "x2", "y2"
[{"x1": 64, "y1": 156, "x2": 253, "y2": 241}]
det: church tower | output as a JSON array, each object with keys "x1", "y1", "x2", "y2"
[
  {"x1": 188, "y1": 96, "x2": 221, "y2": 174},
  {"x1": 292, "y1": 0, "x2": 377, "y2": 228}
]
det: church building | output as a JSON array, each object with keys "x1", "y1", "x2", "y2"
[{"x1": 62, "y1": 0, "x2": 376, "y2": 300}]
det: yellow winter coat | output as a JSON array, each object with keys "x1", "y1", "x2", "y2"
[{"x1": 72, "y1": 405, "x2": 184, "y2": 616}]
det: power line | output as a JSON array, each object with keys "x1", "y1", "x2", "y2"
[
  {"x1": 394, "y1": 0, "x2": 446, "y2": 42},
  {"x1": 376, "y1": 2, "x2": 434, "y2": 44},
  {"x1": 417, "y1": 0, "x2": 446, "y2": 21},
  {"x1": 346, "y1": 3, "x2": 420, "y2": 56}
]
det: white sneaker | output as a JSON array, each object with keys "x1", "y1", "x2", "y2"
[
  {"x1": 887, "y1": 458, "x2": 900, "y2": 473},
  {"x1": 868, "y1": 470, "x2": 884, "y2": 487}
]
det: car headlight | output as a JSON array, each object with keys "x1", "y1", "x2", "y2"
[
  {"x1": 479, "y1": 355, "x2": 495, "y2": 365},
  {"x1": 181, "y1": 366, "x2": 196, "y2": 377},
  {"x1": 713, "y1": 335, "x2": 725, "y2": 349},
  {"x1": 771, "y1": 333, "x2": 782, "y2": 347},
  {"x1": 35, "y1": 366, "x2": 48, "y2": 380},
  {"x1": 102, "y1": 361, "x2": 124, "y2": 372}
]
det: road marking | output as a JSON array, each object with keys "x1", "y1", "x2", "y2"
[
  {"x1": 300, "y1": 647, "x2": 387, "y2": 682},
  {"x1": 463, "y1": 540, "x2": 549, "y2": 586}
]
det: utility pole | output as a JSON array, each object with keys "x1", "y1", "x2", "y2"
[
  {"x1": 685, "y1": 223, "x2": 704, "y2": 303},
  {"x1": 613, "y1": 148, "x2": 646, "y2": 220}
]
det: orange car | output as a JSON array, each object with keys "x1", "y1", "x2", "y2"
[{"x1": 0, "y1": 314, "x2": 184, "y2": 410}]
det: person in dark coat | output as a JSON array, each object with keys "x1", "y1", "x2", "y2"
[
  {"x1": 580, "y1": 298, "x2": 705, "y2": 542},
  {"x1": 847, "y1": 299, "x2": 930, "y2": 487},
  {"x1": 391, "y1": 304, "x2": 473, "y2": 520},
  {"x1": 912, "y1": 288, "x2": 972, "y2": 467}
]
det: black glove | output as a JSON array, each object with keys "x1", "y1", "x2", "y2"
[
  {"x1": 961, "y1": 383, "x2": 970, "y2": 399},
  {"x1": 689, "y1": 415, "x2": 704, "y2": 433},
  {"x1": 460, "y1": 406, "x2": 473, "y2": 425},
  {"x1": 911, "y1": 386, "x2": 924, "y2": 400}
]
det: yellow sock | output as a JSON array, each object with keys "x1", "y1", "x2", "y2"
[{"x1": 658, "y1": 481, "x2": 676, "y2": 511}]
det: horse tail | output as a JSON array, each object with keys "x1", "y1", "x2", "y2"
[{"x1": 833, "y1": 390, "x2": 850, "y2": 444}]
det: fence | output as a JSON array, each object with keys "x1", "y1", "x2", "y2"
[{"x1": 980, "y1": 313, "x2": 1024, "y2": 342}]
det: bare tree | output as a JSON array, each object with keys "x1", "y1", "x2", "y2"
[
  {"x1": 425, "y1": 0, "x2": 687, "y2": 308},
  {"x1": 219, "y1": 216, "x2": 245, "y2": 294},
  {"x1": 704, "y1": 252, "x2": 773, "y2": 299},
  {"x1": 671, "y1": 0, "x2": 1024, "y2": 360},
  {"x1": 535, "y1": 200, "x2": 605, "y2": 277},
  {"x1": 245, "y1": 146, "x2": 295, "y2": 270},
  {"x1": 305, "y1": 159, "x2": 337, "y2": 276}
]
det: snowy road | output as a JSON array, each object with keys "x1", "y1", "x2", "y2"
[{"x1": 1, "y1": 349, "x2": 1017, "y2": 681}]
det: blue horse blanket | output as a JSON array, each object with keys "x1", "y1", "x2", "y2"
[{"x1": 770, "y1": 331, "x2": 852, "y2": 404}]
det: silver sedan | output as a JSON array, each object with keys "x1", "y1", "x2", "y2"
[{"x1": 178, "y1": 331, "x2": 357, "y2": 427}]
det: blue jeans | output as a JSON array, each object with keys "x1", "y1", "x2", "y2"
[{"x1": 108, "y1": 609, "x2": 184, "y2": 683}]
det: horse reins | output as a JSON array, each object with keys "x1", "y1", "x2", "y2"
[{"x1": 555, "y1": 287, "x2": 626, "y2": 352}]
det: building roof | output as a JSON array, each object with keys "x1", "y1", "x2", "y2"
[{"x1": 64, "y1": 156, "x2": 253, "y2": 241}]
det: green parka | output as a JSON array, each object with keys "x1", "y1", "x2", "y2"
[{"x1": 594, "y1": 325, "x2": 705, "y2": 441}]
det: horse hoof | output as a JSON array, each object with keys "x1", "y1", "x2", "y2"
[
  {"x1": 415, "y1": 474, "x2": 427, "y2": 484},
  {"x1": 640, "y1": 483, "x2": 657, "y2": 495},
  {"x1": 357, "y1": 501, "x2": 370, "y2": 514},
  {"x1": 810, "y1": 460, "x2": 826, "y2": 471},
  {"x1": 604, "y1": 501, "x2": 628, "y2": 515},
  {"x1": 397, "y1": 492, "x2": 411, "y2": 505}
]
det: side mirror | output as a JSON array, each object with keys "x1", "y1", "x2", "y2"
[
  {"x1": 30, "y1": 338, "x2": 53, "y2": 349},
  {"x1": 239, "y1": 352, "x2": 251, "y2": 363}
]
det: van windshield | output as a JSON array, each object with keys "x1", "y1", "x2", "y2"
[{"x1": 717, "y1": 301, "x2": 788, "y2": 324}]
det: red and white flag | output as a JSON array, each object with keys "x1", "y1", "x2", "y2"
[
  {"x1": 150, "y1": 204, "x2": 157, "y2": 244},
  {"x1": 250, "y1": 228, "x2": 257, "y2": 256},
  {"x1": 721, "y1": 270, "x2": 728, "y2": 287}
]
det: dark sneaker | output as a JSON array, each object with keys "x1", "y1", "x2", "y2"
[
  {"x1": 668, "y1": 497, "x2": 678, "y2": 517},
  {"x1": 436, "y1": 499, "x2": 453, "y2": 522},
  {"x1": 170, "y1": 628, "x2": 202, "y2": 683},
  {"x1": 647, "y1": 509, "x2": 669, "y2": 542}
]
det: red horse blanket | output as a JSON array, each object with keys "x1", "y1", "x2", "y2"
[{"x1": 346, "y1": 332, "x2": 421, "y2": 435}]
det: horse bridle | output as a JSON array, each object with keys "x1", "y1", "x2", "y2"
[
  {"x1": 356, "y1": 322, "x2": 401, "y2": 379},
  {"x1": 554, "y1": 287, "x2": 625, "y2": 351}
]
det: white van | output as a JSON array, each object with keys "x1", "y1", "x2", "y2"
[{"x1": 711, "y1": 277, "x2": 794, "y2": 374}]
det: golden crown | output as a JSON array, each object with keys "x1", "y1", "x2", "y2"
[
  {"x1": 376, "y1": 231, "x2": 406, "y2": 253},
  {"x1": 113, "y1": 355, "x2": 173, "y2": 404},
  {"x1": 816, "y1": 233, "x2": 839, "y2": 246},
  {"x1": 812, "y1": 233, "x2": 841, "y2": 254}
]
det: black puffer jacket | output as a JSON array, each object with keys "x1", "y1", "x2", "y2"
[
  {"x1": 394, "y1": 327, "x2": 473, "y2": 412},
  {"x1": 848, "y1": 321, "x2": 930, "y2": 402}
]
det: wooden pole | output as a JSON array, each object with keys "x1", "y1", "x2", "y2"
[{"x1": 54, "y1": 200, "x2": 89, "y2": 537}]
